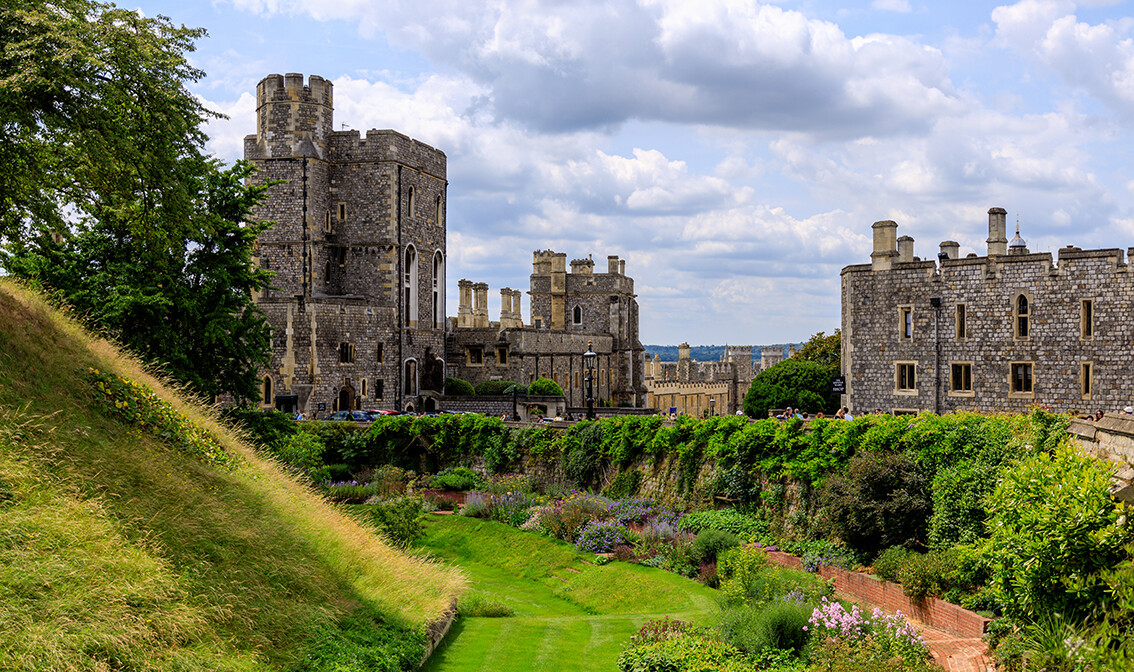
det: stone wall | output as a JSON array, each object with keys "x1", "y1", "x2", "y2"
[{"x1": 1066, "y1": 414, "x2": 1134, "y2": 502}]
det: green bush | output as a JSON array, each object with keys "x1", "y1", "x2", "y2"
[
  {"x1": 457, "y1": 593, "x2": 514, "y2": 617},
  {"x1": 445, "y1": 377, "x2": 475, "y2": 396},
  {"x1": 221, "y1": 406, "x2": 297, "y2": 451},
  {"x1": 691, "y1": 528, "x2": 740, "y2": 564},
  {"x1": 978, "y1": 444, "x2": 1133, "y2": 621},
  {"x1": 873, "y1": 546, "x2": 914, "y2": 583},
  {"x1": 429, "y1": 467, "x2": 481, "y2": 491},
  {"x1": 295, "y1": 606, "x2": 426, "y2": 672},
  {"x1": 359, "y1": 496, "x2": 426, "y2": 547},
  {"x1": 616, "y1": 627, "x2": 751, "y2": 672},
  {"x1": 274, "y1": 430, "x2": 329, "y2": 483},
  {"x1": 718, "y1": 545, "x2": 831, "y2": 606},
  {"x1": 897, "y1": 551, "x2": 956, "y2": 602},
  {"x1": 819, "y1": 451, "x2": 931, "y2": 561},
  {"x1": 474, "y1": 380, "x2": 521, "y2": 396},
  {"x1": 528, "y1": 377, "x2": 564, "y2": 396},
  {"x1": 678, "y1": 508, "x2": 768, "y2": 538},
  {"x1": 717, "y1": 600, "x2": 812, "y2": 655}
]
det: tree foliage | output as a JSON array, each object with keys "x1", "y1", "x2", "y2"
[
  {"x1": 0, "y1": 1, "x2": 273, "y2": 403},
  {"x1": 793, "y1": 329, "x2": 840, "y2": 377},
  {"x1": 445, "y1": 377, "x2": 475, "y2": 396},
  {"x1": 742, "y1": 358, "x2": 837, "y2": 419}
]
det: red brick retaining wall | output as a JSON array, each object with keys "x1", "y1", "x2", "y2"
[{"x1": 765, "y1": 551, "x2": 989, "y2": 639}]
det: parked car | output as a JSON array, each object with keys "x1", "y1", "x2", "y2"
[{"x1": 328, "y1": 410, "x2": 371, "y2": 422}]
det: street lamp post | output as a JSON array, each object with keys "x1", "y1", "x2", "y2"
[
  {"x1": 709, "y1": 397, "x2": 716, "y2": 417},
  {"x1": 511, "y1": 384, "x2": 521, "y2": 422},
  {"x1": 583, "y1": 340, "x2": 596, "y2": 421}
]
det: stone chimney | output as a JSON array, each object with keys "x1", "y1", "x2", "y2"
[
  {"x1": 939, "y1": 241, "x2": 959, "y2": 260},
  {"x1": 608, "y1": 255, "x2": 620, "y2": 274},
  {"x1": 511, "y1": 289, "x2": 523, "y2": 326},
  {"x1": 473, "y1": 282, "x2": 489, "y2": 328},
  {"x1": 457, "y1": 279, "x2": 474, "y2": 328},
  {"x1": 871, "y1": 220, "x2": 898, "y2": 271},
  {"x1": 897, "y1": 235, "x2": 915, "y2": 263},
  {"x1": 619, "y1": 259, "x2": 625, "y2": 275},
  {"x1": 499, "y1": 287, "x2": 515, "y2": 328},
  {"x1": 987, "y1": 207, "x2": 1008, "y2": 256}
]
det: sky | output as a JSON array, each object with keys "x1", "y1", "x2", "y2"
[{"x1": 136, "y1": 0, "x2": 1134, "y2": 345}]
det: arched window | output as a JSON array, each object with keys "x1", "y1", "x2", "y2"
[
  {"x1": 404, "y1": 359, "x2": 418, "y2": 395},
  {"x1": 573, "y1": 305, "x2": 582, "y2": 325},
  {"x1": 262, "y1": 376, "x2": 272, "y2": 406},
  {"x1": 404, "y1": 246, "x2": 418, "y2": 326},
  {"x1": 1015, "y1": 294, "x2": 1030, "y2": 339},
  {"x1": 432, "y1": 251, "x2": 445, "y2": 329}
]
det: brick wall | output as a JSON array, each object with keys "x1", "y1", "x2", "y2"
[{"x1": 765, "y1": 551, "x2": 990, "y2": 639}]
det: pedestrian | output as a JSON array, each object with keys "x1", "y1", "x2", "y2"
[{"x1": 1096, "y1": 409, "x2": 1104, "y2": 421}]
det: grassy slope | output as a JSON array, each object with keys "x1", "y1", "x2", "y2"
[
  {"x1": 0, "y1": 281, "x2": 465, "y2": 670},
  {"x1": 419, "y1": 516, "x2": 719, "y2": 672}
]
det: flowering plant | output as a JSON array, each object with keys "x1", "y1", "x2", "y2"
[
  {"x1": 807, "y1": 597, "x2": 929, "y2": 665},
  {"x1": 575, "y1": 519, "x2": 636, "y2": 553}
]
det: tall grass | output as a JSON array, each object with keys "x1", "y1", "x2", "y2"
[{"x1": 0, "y1": 280, "x2": 465, "y2": 669}]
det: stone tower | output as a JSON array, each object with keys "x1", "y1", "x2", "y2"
[{"x1": 246, "y1": 73, "x2": 448, "y2": 415}]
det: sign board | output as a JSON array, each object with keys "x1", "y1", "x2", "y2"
[
  {"x1": 831, "y1": 376, "x2": 846, "y2": 395},
  {"x1": 669, "y1": 407, "x2": 677, "y2": 415},
  {"x1": 317, "y1": 403, "x2": 326, "y2": 411}
]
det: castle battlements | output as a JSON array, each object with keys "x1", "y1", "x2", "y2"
[{"x1": 327, "y1": 129, "x2": 446, "y2": 176}]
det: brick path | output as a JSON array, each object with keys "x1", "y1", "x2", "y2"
[{"x1": 917, "y1": 622, "x2": 994, "y2": 672}]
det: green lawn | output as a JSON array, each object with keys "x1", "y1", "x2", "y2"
[{"x1": 419, "y1": 515, "x2": 719, "y2": 672}]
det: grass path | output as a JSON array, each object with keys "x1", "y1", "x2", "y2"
[{"x1": 419, "y1": 515, "x2": 719, "y2": 672}]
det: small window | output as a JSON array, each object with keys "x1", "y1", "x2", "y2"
[
  {"x1": 361, "y1": 379, "x2": 367, "y2": 397},
  {"x1": 404, "y1": 360, "x2": 417, "y2": 395},
  {"x1": 1081, "y1": 300, "x2": 1093, "y2": 339},
  {"x1": 338, "y1": 203, "x2": 346, "y2": 221},
  {"x1": 573, "y1": 305, "x2": 582, "y2": 325},
  {"x1": 950, "y1": 363, "x2": 973, "y2": 394},
  {"x1": 497, "y1": 347, "x2": 508, "y2": 366},
  {"x1": 324, "y1": 211, "x2": 331, "y2": 233},
  {"x1": 467, "y1": 346, "x2": 484, "y2": 366},
  {"x1": 574, "y1": 371, "x2": 580, "y2": 389},
  {"x1": 375, "y1": 379, "x2": 384, "y2": 399},
  {"x1": 896, "y1": 362, "x2": 916, "y2": 393},
  {"x1": 1010, "y1": 362, "x2": 1033, "y2": 395},
  {"x1": 1015, "y1": 295, "x2": 1030, "y2": 339},
  {"x1": 408, "y1": 186, "x2": 416, "y2": 216},
  {"x1": 324, "y1": 260, "x2": 331, "y2": 281},
  {"x1": 600, "y1": 369, "x2": 606, "y2": 386},
  {"x1": 339, "y1": 343, "x2": 355, "y2": 364},
  {"x1": 1081, "y1": 362, "x2": 1093, "y2": 399},
  {"x1": 376, "y1": 343, "x2": 384, "y2": 364},
  {"x1": 262, "y1": 376, "x2": 273, "y2": 406},
  {"x1": 955, "y1": 303, "x2": 966, "y2": 340},
  {"x1": 436, "y1": 195, "x2": 443, "y2": 224},
  {"x1": 899, "y1": 306, "x2": 913, "y2": 340}
]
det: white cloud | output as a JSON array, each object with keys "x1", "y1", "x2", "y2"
[{"x1": 872, "y1": 0, "x2": 912, "y2": 12}]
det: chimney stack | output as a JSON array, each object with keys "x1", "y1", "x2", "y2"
[{"x1": 987, "y1": 207, "x2": 1008, "y2": 256}]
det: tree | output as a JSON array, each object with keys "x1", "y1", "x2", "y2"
[
  {"x1": 5, "y1": 162, "x2": 274, "y2": 403},
  {"x1": 743, "y1": 359, "x2": 837, "y2": 419},
  {"x1": 528, "y1": 377, "x2": 565, "y2": 396},
  {"x1": 794, "y1": 329, "x2": 840, "y2": 377},
  {"x1": 445, "y1": 377, "x2": 475, "y2": 396},
  {"x1": 0, "y1": 2, "x2": 274, "y2": 404}
]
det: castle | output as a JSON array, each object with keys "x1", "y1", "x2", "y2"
[
  {"x1": 246, "y1": 74, "x2": 447, "y2": 414},
  {"x1": 841, "y1": 208, "x2": 1134, "y2": 414},
  {"x1": 643, "y1": 345, "x2": 754, "y2": 416},
  {"x1": 246, "y1": 73, "x2": 646, "y2": 414},
  {"x1": 446, "y1": 252, "x2": 648, "y2": 409}
]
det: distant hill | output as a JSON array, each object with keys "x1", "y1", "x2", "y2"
[
  {"x1": 644, "y1": 343, "x2": 804, "y2": 363},
  {"x1": 0, "y1": 281, "x2": 464, "y2": 670}
]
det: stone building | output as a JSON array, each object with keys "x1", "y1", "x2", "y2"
[
  {"x1": 446, "y1": 252, "x2": 648, "y2": 408},
  {"x1": 644, "y1": 344, "x2": 755, "y2": 416},
  {"x1": 841, "y1": 207, "x2": 1134, "y2": 414},
  {"x1": 247, "y1": 73, "x2": 447, "y2": 415}
]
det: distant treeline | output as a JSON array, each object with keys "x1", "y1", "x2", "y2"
[{"x1": 644, "y1": 344, "x2": 803, "y2": 363}]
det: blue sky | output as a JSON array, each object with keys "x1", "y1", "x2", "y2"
[{"x1": 137, "y1": 0, "x2": 1134, "y2": 345}]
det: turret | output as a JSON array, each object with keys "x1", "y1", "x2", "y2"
[{"x1": 252, "y1": 73, "x2": 333, "y2": 160}]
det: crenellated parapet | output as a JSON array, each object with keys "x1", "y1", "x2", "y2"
[{"x1": 327, "y1": 129, "x2": 446, "y2": 178}]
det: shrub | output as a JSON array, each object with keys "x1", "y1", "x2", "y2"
[
  {"x1": 978, "y1": 444, "x2": 1133, "y2": 621},
  {"x1": 617, "y1": 623, "x2": 752, "y2": 672},
  {"x1": 742, "y1": 358, "x2": 837, "y2": 419},
  {"x1": 608, "y1": 497, "x2": 677, "y2": 526},
  {"x1": 275, "y1": 430, "x2": 329, "y2": 482},
  {"x1": 429, "y1": 467, "x2": 481, "y2": 491},
  {"x1": 481, "y1": 473, "x2": 532, "y2": 495},
  {"x1": 575, "y1": 519, "x2": 636, "y2": 553},
  {"x1": 220, "y1": 406, "x2": 296, "y2": 451},
  {"x1": 535, "y1": 492, "x2": 612, "y2": 542},
  {"x1": 678, "y1": 508, "x2": 768, "y2": 538},
  {"x1": 807, "y1": 597, "x2": 930, "y2": 669},
  {"x1": 897, "y1": 550, "x2": 956, "y2": 602},
  {"x1": 528, "y1": 377, "x2": 565, "y2": 396},
  {"x1": 819, "y1": 451, "x2": 931, "y2": 560},
  {"x1": 718, "y1": 599, "x2": 812, "y2": 655},
  {"x1": 873, "y1": 546, "x2": 914, "y2": 583},
  {"x1": 474, "y1": 380, "x2": 521, "y2": 396},
  {"x1": 718, "y1": 545, "x2": 831, "y2": 606},
  {"x1": 691, "y1": 528, "x2": 740, "y2": 564},
  {"x1": 296, "y1": 607, "x2": 426, "y2": 672},
  {"x1": 361, "y1": 496, "x2": 425, "y2": 547},
  {"x1": 445, "y1": 377, "x2": 475, "y2": 396}
]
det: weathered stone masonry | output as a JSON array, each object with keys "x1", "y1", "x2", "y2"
[
  {"x1": 247, "y1": 73, "x2": 447, "y2": 415},
  {"x1": 842, "y1": 207, "x2": 1134, "y2": 414}
]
